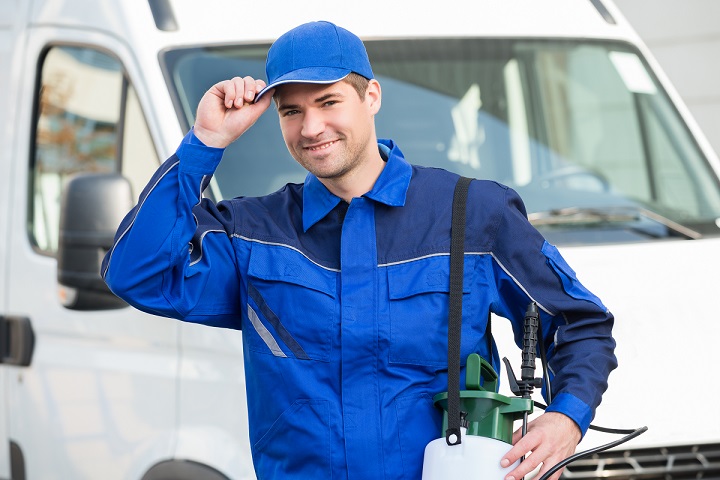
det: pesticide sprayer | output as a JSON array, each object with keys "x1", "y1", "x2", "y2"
[
  {"x1": 421, "y1": 302, "x2": 647, "y2": 480},
  {"x1": 422, "y1": 177, "x2": 647, "y2": 479}
]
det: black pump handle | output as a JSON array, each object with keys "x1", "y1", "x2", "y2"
[{"x1": 521, "y1": 302, "x2": 539, "y2": 384}]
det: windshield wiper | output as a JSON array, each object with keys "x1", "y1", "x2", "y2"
[{"x1": 527, "y1": 206, "x2": 702, "y2": 240}]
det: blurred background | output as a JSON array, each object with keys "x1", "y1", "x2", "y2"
[
  {"x1": 3, "y1": 1, "x2": 720, "y2": 478},
  {"x1": 615, "y1": 0, "x2": 720, "y2": 154}
]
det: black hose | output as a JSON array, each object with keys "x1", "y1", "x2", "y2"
[
  {"x1": 529, "y1": 305, "x2": 647, "y2": 478},
  {"x1": 536, "y1": 426, "x2": 648, "y2": 480},
  {"x1": 534, "y1": 319, "x2": 636, "y2": 434},
  {"x1": 536, "y1": 325, "x2": 553, "y2": 405},
  {"x1": 531, "y1": 401, "x2": 639, "y2": 435}
]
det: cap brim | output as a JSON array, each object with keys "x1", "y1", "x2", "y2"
[{"x1": 254, "y1": 67, "x2": 351, "y2": 103}]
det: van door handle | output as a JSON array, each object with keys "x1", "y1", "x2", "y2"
[{"x1": 0, "y1": 316, "x2": 35, "y2": 366}]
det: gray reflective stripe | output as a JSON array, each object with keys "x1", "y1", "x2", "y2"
[
  {"x1": 379, "y1": 252, "x2": 555, "y2": 315},
  {"x1": 232, "y1": 234, "x2": 340, "y2": 272},
  {"x1": 102, "y1": 159, "x2": 180, "y2": 278},
  {"x1": 490, "y1": 253, "x2": 555, "y2": 316},
  {"x1": 189, "y1": 227, "x2": 225, "y2": 266},
  {"x1": 248, "y1": 283, "x2": 310, "y2": 360},
  {"x1": 247, "y1": 305, "x2": 287, "y2": 358},
  {"x1": 379, "y1": 251, "x2": 494, "y2": 267}
]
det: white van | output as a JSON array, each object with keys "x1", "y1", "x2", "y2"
[{"x1": 1, "y1": 0, "x2": 719, "y2": 478}]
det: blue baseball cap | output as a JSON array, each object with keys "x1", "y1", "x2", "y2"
[{"x1": 255, "y1": 21, "x2": 374, "y2": 102}]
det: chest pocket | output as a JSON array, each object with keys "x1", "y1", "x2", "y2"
[
  {"x1": 387, "y1": 255, "x2": 486, "y2": 367},
  {"x1": 246, "y1": 243, "x2": 337, "y2": 362}
]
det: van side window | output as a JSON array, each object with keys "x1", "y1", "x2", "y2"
[
  {"x1": 122, "y1": 84, "x2": 161, "y2": 200},
  {"x1": 31, "y1": 46, "x2": 158, "y2": 254}
]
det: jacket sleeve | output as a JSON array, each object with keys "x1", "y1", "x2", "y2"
[
  {"x1": 101, "y1": 130, "x2": 243, "y2": 329},
  {"x1": 487, "y1": 184, "x2": 617, "y2": 436}
]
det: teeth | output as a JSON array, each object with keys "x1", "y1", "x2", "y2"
[{"x1": 309, "y1": 141, "x2": 335, "y2": 151}]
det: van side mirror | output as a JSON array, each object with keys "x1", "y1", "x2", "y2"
[{"x1": 57, "y1": 173, "x2": 133, "y2": 310}]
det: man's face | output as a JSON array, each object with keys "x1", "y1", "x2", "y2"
[{"x1": 276, "y1": 79, "x2": 381, "y2": 182}]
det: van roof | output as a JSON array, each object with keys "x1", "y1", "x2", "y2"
[{"x1": 27, "y1": 0, "x2": 642, "y2": 50}]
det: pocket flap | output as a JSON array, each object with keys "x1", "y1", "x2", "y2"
[
  {"x1": 248, "y1": 242, "x2": 337, "y2": 298},
  {"x1": 387, "y1": 255, "x2": 472, "y2": 299},
  {"x1": 541, "y1": 241, "x2": 606, "y2": 310}
]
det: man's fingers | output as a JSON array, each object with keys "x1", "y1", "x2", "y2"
[
  {"x1": 502, "y1": 426, "x2": 550, "y2": 480},
  {"x1": 505, "y1": 447, "x2": 546, "y2": 480},
  {"x1": 502, "y1": 432, "x2": 536, "y2": 467},
  {"x1": 215, "y1": 77, "x2": 250, "y2": 108},
  {"x1": 511, "y1": 425, "x2": 523, "y2": 445},
  {"x1": 504, "y1": 449, "x2": 564, "y2": 480},
  {"x1": 229, "y1": 77, "x2": 243, "y2": 107},
  {"x1": 220, "y1": 79, "x2": 236, "y2": 108},
  {"x1": 222, "y1": 76, "x2": 266, "y2": 107},
  {"x1": 501, "y1": 413, "x2": 580, "y2": 480},
  {"x1": 536, "y1": 459, "x2": 565, "y2": 480},
  {"x1": 241, "y1": 76, "x2": 258, "y2": 103},
  {"x1": 211, "y1": 77, "x2": 268, "y2": 110},
  {"x1": 195, "y1": 75, "x2": 273, "y2": 148},
  {"x1": 232, "y1": 77, "x2": 247, "y2": 107}
]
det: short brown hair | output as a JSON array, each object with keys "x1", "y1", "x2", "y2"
[
  {"x1": 273, "y1": 73, "x2": 370, "y2": 104},
  {"x1": 342, "y1": 73, "x2": 370, "y2": 99}
]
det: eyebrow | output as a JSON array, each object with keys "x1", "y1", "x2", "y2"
[{"x1": 277, "y1": 91, "x2": 345, "y2": 112}]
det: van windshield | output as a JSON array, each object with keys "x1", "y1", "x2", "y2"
[{"x1": 162, "y1": 38, "x2": 720, "y2": 244}]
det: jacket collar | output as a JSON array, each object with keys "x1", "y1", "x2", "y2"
[{"x1": 302, "y1": 139, "x2": 411, "y2": 232}]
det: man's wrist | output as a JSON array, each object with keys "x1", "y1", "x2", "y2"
[
  {"x1": 175, "y1": 129, "x2": 225, "y2": 174},
  {"x1": 193, "y1": 125, "x2": 232, "y2": 148},
  {"x1": 543, "y1": 411, "x2": 581, "y2": 442},
  {"x1": 544, "y1": 392, "x2": 593, "y2": 437}
]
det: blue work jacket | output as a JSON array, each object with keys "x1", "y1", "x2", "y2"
[{"x1": 102, "y1": 132, "x2": 617, "y2": 480}]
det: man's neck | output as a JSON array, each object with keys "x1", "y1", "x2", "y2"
[{"x1": 321, "y1": 148, "x2": 387, "y2": 203}]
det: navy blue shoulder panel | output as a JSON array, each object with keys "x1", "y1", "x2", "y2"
[
  {"x1": 375, "y1": 166, "x2": 509, "y2": 265},
  {"x1": 224, "y1": 167, "x2": 513, "y2": 269},
  {"x1": 227, "y1": 183, "x2": 344, "y2": 270}
]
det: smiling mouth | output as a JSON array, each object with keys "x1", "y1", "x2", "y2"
[{"x1": 306, "y1": 140, "x2": 337, "y2": 151}]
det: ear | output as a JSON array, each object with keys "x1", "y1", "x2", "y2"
[{"x1": 365, "y1": 79, "x2": 382, "y2": 115}]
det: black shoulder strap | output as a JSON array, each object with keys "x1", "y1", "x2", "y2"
[{"x1": 446, "y1": 176, "x2": 472, "y2": 446}]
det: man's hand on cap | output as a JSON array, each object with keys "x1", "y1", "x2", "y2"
[{"x1": 194, "y1": 76, "x2": 274, "y2": 148}]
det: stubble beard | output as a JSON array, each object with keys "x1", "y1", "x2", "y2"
[{"x1": 296, "y1": 136, "x2": 367, "y2": 181}]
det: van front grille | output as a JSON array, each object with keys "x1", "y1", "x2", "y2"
[{"x1": 563, "y1": 443, "x2": 720, "y2": 479}]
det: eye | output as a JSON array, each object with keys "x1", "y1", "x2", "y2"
[
  {"x1": 323, "y1": 100, "x2": 338, "y2": 107},
  {"x1": 282, "y1": 109, "x2": 300, "y2": 117}
]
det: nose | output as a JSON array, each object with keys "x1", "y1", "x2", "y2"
[{"x1": 301, "y1": 109, "x2": 325, "y2": 139}]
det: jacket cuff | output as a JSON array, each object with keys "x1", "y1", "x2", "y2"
[
  {"x1": 544, "y1": 392, "x2": 593, "y2": 437},
  {"x1": 176, "y1": 128, "x2": 225, "y2": 175}
]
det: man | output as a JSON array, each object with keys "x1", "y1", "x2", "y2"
[{"x1": 102, "y1": 21, "x2": 616, "y2": 480}]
